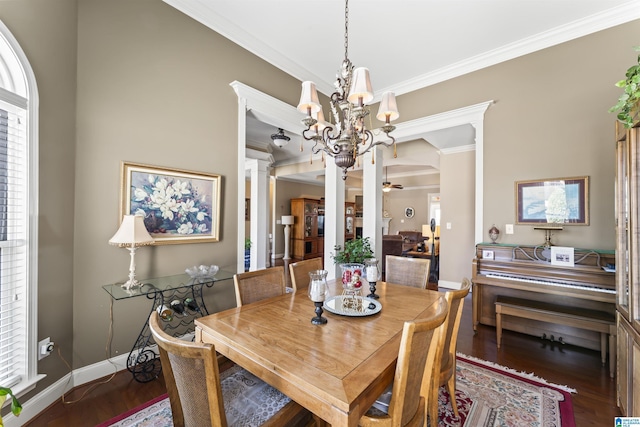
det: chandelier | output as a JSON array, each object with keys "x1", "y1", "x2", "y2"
[{"x1": 296, "y1": 0, "x2": 400, "y2": 180}]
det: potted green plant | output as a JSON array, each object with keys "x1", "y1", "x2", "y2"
[
  {"x1": 331, "y1": 237, "x2": 374, "y2": 264},
  {"x1": 609, "y1": 46, "x2": 640, "y2": 129},
  {"x1": 332, "y1": 237, "x2": 374, "y2": 286},
  {"x1": 0, "y1": 387, "x2": 21, "y2": 426}
]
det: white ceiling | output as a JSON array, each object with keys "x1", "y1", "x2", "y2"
[{"x1": 164, "y1": 0, "x2": 640, "y2": 186}]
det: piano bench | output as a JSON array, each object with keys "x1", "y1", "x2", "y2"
[{"x1": 495, "y1": 295, "x2": 616, "y2": 377}]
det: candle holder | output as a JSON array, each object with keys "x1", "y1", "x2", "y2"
[
  {"x1": 364, "y1": 258, "x2": 381, "y2": 299},
  {"x1": 308, "y1": 270, "x2": 329, "y2": 325},
  {"x1": 311, "y1": 301, "x2": 327, "y2": 325}
]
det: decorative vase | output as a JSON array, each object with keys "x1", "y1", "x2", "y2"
[
  {"x1": 339, "y1": 263, "x2": 365, "y2": 287},
  {"x1": 244, "y1": 249, "x2": 250, "y2": 271},
  {"x1": 489, "y1": 225, "x2": 500, "y2": 243}
]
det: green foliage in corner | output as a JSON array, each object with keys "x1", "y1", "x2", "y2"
[
  {"x1": 0, "y1": 387, "x2": 21, "y2": 426},
  {"x1": 609, "y1": 46, "x2": 640, "y2": 129}
]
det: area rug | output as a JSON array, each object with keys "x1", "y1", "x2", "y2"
[
  {"x1": 96, "y1": 354, "x2": 576, "y2": 427},
  {"x1": 440, "y1": 353, "x2": 575, "y2": 427}
]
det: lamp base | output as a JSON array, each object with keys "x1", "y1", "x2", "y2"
[{"x1": 121, "y1": 278, "x2": 143, "y2": 290}]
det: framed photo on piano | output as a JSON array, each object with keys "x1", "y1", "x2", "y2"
[
  {"x1": 515, "y1": 176, "x2": 589, "y2": 225},
  {"x1": 550, "y1": 246, "x2": 575, "y2": 267}
]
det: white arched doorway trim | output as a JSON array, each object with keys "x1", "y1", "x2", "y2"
[
  {"x1": 231, "y1": 80, "x2": 492, "y2": 269},
  {"x1": 231, "y1": 81, "x2": 303, "y2": 272},
  {"x1": 391, "y1": 100, "x2": 493, "y2": 243}
]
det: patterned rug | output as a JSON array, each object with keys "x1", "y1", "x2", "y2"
[
  {"x1": 439, "y1": 354, "x2": 575, "y2": 427},
  {"x1": 96, "y1": 354, "x2": 576, "y2": 427}
]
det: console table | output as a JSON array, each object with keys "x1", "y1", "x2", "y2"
[{"x1": 102, "y1": 271, "x2": 234, "y2": 382}]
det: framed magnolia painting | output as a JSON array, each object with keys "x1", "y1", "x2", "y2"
[{"x1": 120, "y1": 162, "x2": 221, "y2": 244}]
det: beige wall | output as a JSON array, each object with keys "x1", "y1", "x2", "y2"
[
  {"x1": 0, "y1": 0, "x2": 78, "y2": 397},
  {"x1": 72, "y1": 0, "x2": 304, "y2": 369},
  {"x1": 400, "y1": 22, "x2": 640, "y2": 251},
  {"x1": 384, "y1": 188, "x2": 433, "y2": 235},
  {"x1": 440, "y1": 150, "x2": 476, "y2": 284},
  {"x1": 1, "y1": 0, "x2": 638, "y2": 408}
]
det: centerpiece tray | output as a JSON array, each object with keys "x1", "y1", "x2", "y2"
[{"x1": 323, "y1": 295, "x2": 382, "y2": 317}]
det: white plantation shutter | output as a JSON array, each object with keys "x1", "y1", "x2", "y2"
[
  {"x1": 0, "y1": 103, "x2": 27, "y2": 388},
  {"x1": 0, "y1": 18, "x2": 39, "y2": 394}
]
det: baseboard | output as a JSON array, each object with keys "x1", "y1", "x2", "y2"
[
  {"x1": 438, "y1": 279, "x2": 463, "y2": 290},
  {"x1": 3, "y1": 353, "x2": 130, "y2": 427}
]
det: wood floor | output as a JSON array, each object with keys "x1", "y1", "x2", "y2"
[{"x1": 25, "y1": 291, "x2": 620, "y2": 426}]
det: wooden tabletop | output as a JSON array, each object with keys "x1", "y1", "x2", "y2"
[{"x1": 195, "y1": 280, "x2": 443, "y2": 426}]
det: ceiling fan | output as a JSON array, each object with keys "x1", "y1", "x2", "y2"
[{"x1": 382, "y1": 167, "x2": 403, "y2": 192}]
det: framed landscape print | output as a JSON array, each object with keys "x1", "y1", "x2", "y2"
[
  {"x1": 515, "y1": 176, "x2": 589, "y2": 225},
  {"x1": 120, "y1": 162, "x2": 221, "y2": 244}
]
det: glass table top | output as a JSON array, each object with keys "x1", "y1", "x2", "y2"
[{"x1": 102, "y1": 270, "x2": 234, "y2": 300}]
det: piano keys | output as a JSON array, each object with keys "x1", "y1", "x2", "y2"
[{"x1": 472, "y1": 243, "x2": 616, "y2": 352}]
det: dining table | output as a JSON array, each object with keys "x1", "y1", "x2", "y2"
[{"x1": 194, "y1": 278, "x2": 443, "y2": 427}]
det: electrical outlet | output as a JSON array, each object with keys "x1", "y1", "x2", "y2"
[
  {"x1": 505, "y1": 224, "x2": 514, "y2": 234},
  {"x1": 38, "y1": 337, "x2": 54, "y2": 360}
]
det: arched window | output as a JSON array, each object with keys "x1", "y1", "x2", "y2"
[{"x1": 0, "y1": 19, "x2": 40, "y2": 393}]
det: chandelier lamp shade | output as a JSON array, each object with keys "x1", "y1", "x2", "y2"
[
  {"x1": 109, "y1": 214, "x2": 155, "y2": 290},
  {"x1": 297, "y1": 0, "x2": 399, "y2": 180}
]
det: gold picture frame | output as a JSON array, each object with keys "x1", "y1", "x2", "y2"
[{"x1": 119, "y1": 161, "x2": 221, "y2": 244}]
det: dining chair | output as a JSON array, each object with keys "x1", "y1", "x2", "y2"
[
  {"x1": 233, "y1": 266, "x2": 287, "y2": 307},
  {"x1": 385, "y1": 255, "x2": 431, "y2": 289},
  {"x1": 425, "y1": 278, "x2": 472, "y2": 424},
  {"x1": 359, "y1": 295, "x2": 448, "y2": 427},
  {"x1": 289, "y1": 257, "x2": 323, "y2": 292},
  {"x1": 148, "y1": 312, "x2": 309, "y2": 427}
]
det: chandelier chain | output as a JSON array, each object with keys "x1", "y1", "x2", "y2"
[
  {"x1": 344, "y1": 0, "x2": 349, "y2": 60},
  {"x1": 297, "y1": 0, "x2": 398, "y2": 180}
]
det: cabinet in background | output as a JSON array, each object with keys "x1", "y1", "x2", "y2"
[
  {"x1": 615, "y1": 119, "x2": 640, "y2": 415},
  {"x1": 291, "y1": 198, "x2": 323, "y2": 259},
  {"x1": 290, "y1": 199, "x2": 356, "y2": 260},
  {"x1": 345, "y1": 202, "x2": 356, "y2": 241}
]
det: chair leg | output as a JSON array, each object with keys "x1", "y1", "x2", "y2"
[
  {"x1": 427, "y1": 381, "x2": 439, "y2": 427},
  {"x1": 446, "y1": 376, "x2": 459, "y2": 418}
]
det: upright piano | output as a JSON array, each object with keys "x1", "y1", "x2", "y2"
[{"x1": 472, "y1": 243, "x2": 616, "y2": 351}]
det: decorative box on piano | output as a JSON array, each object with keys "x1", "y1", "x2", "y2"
[{"x1": 472, "y1": 243, "x2": 616, "y2": 352}]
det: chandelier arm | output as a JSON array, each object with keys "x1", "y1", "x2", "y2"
[{"x1": 358, "y1": 132, "x2": 396, "y2": 157}]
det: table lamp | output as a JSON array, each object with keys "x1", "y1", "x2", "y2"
[
  {"x1": 109, "y1": 215, "x2": 155, "y2": 290},
  {"x1": 282, "y1": 215, "x2": 294, "y2": 260}
]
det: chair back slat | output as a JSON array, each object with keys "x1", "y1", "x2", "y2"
[
  {"x1": 385, "y1": 255, "x2": 430, "y2": 289},
  {"x1": 150, "y1": 312, "x2": 309, "y2": 426},
  {"x1": 150, "y1": 311, "x2": 226, "y2": 427},
  {"x1": 234, "y1": 266, "x2": 287, "y2": 307},
  {"x1": 425, "y1": 278, "x2": 472, "y2": 424},
  {"x1": 289, "y1": 257, "x2": 323, "y2": 292},
  {"x1": 360, "y1": 296, "x2": 448, "y2": 427}
]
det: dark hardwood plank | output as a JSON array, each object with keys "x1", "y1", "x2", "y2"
[
  {"x1": 25, "y1": 370, "x2": 167, "y2": 426},
  {"x1": 26, "y1": 293, "x2": 619, "y2": 426},
  {"x1": 456, "y1": 294, "x2": 620, "y2": 427}
]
